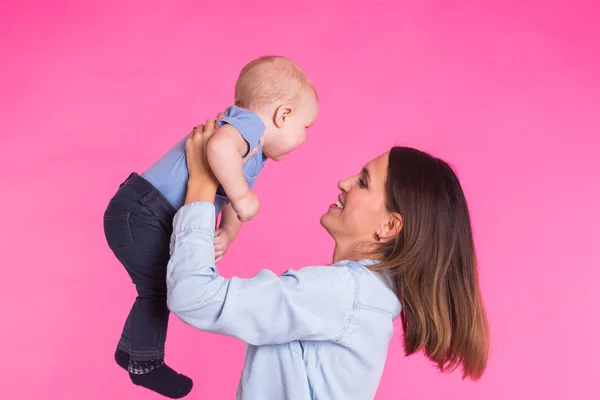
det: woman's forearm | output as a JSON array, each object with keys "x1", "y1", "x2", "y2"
[{"x1": 185, "y1": 176, "x2": 219, "y2": 205}]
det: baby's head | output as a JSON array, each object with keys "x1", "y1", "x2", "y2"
[{"x1": 235, "y1": 56, "x2": 319, "y2": 161}]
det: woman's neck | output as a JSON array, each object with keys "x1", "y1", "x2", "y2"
[{"x1": 332, "y1": 241, "x2": 379, "y2": 264}]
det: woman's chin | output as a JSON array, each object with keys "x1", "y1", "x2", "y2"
[
  {"x1": 319, "y1": 209, "x2": 339, "y2": 232},
  {"x1": 319, "y1": 212, "x2": 330, "y2": 229}
]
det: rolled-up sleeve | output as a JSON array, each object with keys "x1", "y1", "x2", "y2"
[{"x1": 166, "y1": 202, "x2": 357, "y2": 346}]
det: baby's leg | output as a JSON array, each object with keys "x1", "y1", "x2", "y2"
[
  {"x1": 104, "y1": 174, "x2": 193, "y2": 399},
  {"x1": 114, "y1": 312, "x2": 132, "y2": 370}
]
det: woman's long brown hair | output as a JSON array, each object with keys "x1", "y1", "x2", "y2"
[{"x1": 371, "y1": 147, "x2": 489, "y2": 380}]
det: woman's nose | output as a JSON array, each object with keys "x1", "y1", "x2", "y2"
[{"x1": 338, "y1": 176, "x2": 352, "y2": 191}]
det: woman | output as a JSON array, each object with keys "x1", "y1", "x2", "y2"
[{"x1": 166, "y1": 119, "x2": 489, "y2": 399}]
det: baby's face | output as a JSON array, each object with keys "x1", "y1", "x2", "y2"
[{"x1": 265, "y1": 96, "x2": 319, "y2": 161}]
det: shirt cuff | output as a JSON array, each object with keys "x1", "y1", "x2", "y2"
[{"x1": 173, "y1": 202, "x2": 216, "y2": 234}]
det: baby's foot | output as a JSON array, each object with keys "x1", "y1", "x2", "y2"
[{"x1": 129, "y1": 359, "x2": 193, "y2": 399}]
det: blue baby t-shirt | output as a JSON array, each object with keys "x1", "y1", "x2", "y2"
[{"x1": 142, "y1": 106, "x2": 268, "y2": 215}]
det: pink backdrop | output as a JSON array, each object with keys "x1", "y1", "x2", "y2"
[{"x1": 1, "y1": 0, "x2": 599, "y2": 399}]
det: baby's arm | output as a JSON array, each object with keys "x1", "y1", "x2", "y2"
[
  {"x1": 207, "y1": 124, "x2": 259, "y2": 221},
  {"x1": 219, "y1": 203, "x2": 243, "y2": 239}
]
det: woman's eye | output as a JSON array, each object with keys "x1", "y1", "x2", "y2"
[{"x1": 359, "y1": 178, "x2": 367, "y2": 188}]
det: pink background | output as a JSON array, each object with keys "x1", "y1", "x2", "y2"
[{"x1": 1, "y1": 0, "x2": 599, "y2": 399}]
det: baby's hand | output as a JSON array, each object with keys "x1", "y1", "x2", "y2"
[
  {"x1": 232, "y1": 191, "x2": 259, "y2": 222},
  {"x1": 214, "y1": 228, "x2": 232, "y2": 263}
]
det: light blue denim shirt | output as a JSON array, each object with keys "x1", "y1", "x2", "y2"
[{"x1": 166, "y1": 202, "x2": 402, "y2": 400}]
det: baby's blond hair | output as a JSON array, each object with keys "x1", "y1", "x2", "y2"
[{"x1": 235, "y1": 56, "x2": 316, "y2": 112}]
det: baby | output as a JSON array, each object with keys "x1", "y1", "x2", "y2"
[{"x1": 103, "y1": 56, "x2": 319, "y2": 398}]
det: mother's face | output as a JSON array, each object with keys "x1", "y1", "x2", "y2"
[{"x1": 320, "y1": 152, "x2": 390, "y2": 248}]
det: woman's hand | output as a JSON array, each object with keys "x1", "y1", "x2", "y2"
[
  {"x1": 185, "y1": 118, "x2": 220, "y2": 184},
  {"x1": 184, "y1": 117, "x2": 222, "y2": 204},
  {"x1": 184, "y1": 114, "x2": 260, "y2": 205}
]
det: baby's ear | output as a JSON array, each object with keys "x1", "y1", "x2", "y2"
[{"x1": 273, "y1": 104, "x2": 293, "y2": 128}]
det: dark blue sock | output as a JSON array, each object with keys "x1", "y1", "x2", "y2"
[
  {"x1": 114, "y1": 349, "x2": 129, "y2": 371},
  {"x1": 129, "y1": 359, "x2": 193, "y2": 399}
]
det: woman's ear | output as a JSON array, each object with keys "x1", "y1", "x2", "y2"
[{"x1": 377, "y1": 212, "x2": 403, "y2": 241}]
